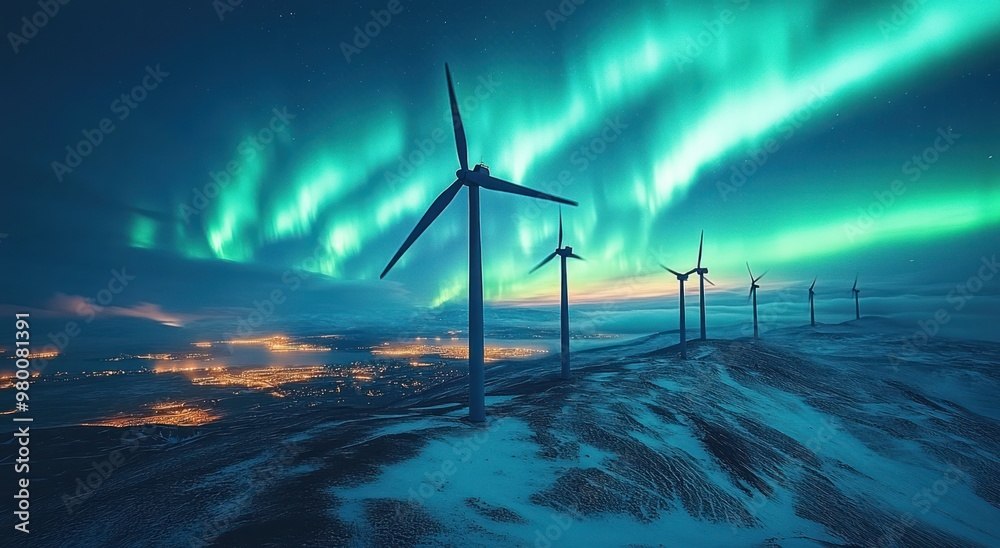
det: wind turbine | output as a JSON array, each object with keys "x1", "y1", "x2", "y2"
[
  {"x1": 851, "y1": 275, "x2": 861, "y2": 320},
  {"x1": 747, "y1": 263, "x2": 766, "y2": 340},
  {"x1": 530, "y1": 210, "x2": 583, "y2": 379},
  {"x1": 808, "y1": 276, "x2": 817, "y2": 327},
  {"x1": 380, "y1": 64, "x2": 577, "y2": 422},
  {"x1": 692, "y1": 230, "x2": 714, "y2": 340},
  {"x1": 661, "y1": 265, "x2": 695, "y2": 359}
]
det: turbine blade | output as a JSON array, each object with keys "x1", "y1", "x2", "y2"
[
  {"x1": 568, "y1": 253, "x2": 584, "y2": 261},
  {"x1": 445, "y1": 64, "x2": 468, "y2": 171},
  {"x1": 529, "y1": 252, "x2": 558, "y2": 273},
  {"x1": 380, "y1": 181, "x2": 463, "y2": 278},
  {"x1": 746, "y1": 262, "x2": 754, "y2": 281},
  {"x1": 479, "y1": 175, "x2": 577, "y2": 206},
  {"x1": 809, "y1": 276, "x2": 817, "y2": 291},
  {"x1": 852, "y1": 275, "x2": 858, "y2": 291},
  {"x1": 703, "y1": 276, "x2": 715, "y2": 286},
  {"x1": 747, "y1": 286, "x2": 754, "y2": 302},
  {"x1": 697, "y1": 230, "x2": 704, "y2": 269},
  {"x1": 755, "y1": 270, "x2": 768, "y2": 283},
  {"x1": 663, "y1": 266, "x2": 683, "y2": 277},
  {"x1": 558, "y1": 208, "x2": 563, "y2": 249}
]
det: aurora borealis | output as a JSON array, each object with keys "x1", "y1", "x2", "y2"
[{"x1": 2, "y1": 0, "x2": 998, "y2": 337}]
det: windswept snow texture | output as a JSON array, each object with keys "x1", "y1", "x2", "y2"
[{"x1": 15, "y1": 319, "x2": 1000, "y2": 546}]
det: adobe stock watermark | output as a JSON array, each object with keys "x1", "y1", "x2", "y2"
[
  {"x1": 233, "y1": 234, "x2": 333, "y2": 337},
  {"x1": 544, "y1": 0, "x2": 586, "y2": 30},
  {"x1": 180, "y1": 107, "x2": 295, "y2": 223},
  {"x1": 532, "y1": 503, "x2": 583, "y2": 547},
  {"x1": 878, "y1": 0, "x2": 927, "y2": 39},
  {"x1": 340, "y1": 0, "x2": 403, "y2": 64},
  {"x1": 891, "y1": 254, "x2": 997, "y2": 369},
  {"x1": 191, "y1": 441, "x2": 303, "y2": 546},
  {"x1": 672, "y1": 0, "x2": 750, "y2": 73},
  {"x1": 51, "y1": 65, "x2": 169, "y2": 182},
  {"x1": 383, "y1": 73, "x2": 502, "y2": 190},
  {"x1": 212, "y1": 0, "x2": 242, "y2": 22},
  {"x1": 869, "y1": 462, "x2": 967, "y2": 547},
  {"x1": 399, "y1": 417, "x2": 509, "y2": 517},
  {"x1": 740, "y1": 287, "x2": 796, "y2": 339},
  {"x1": 518, "y1": 116, "x2": 628, "y2": 223},
  {"x1": 234, "y1": 267, "x2": 307, "y2": 338},
  {"x1": 7, "y1": 0, "x2": 71, "y2": 54},
  {"x1": 717, "y1": 83, "x2": 830, "y2": 201},
  {"x1": 842, "y1": 127, "x2": 959, "y2": 242}
]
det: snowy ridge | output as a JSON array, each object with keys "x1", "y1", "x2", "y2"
[{"x1": 16, "y1": 321, "x2": 1000, "y2": 546}]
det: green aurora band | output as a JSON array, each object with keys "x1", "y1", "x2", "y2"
[{"x1": 136, "y1": 1, "x2": 999, "y2": 306}]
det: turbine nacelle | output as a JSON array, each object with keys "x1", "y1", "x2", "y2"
[
  {"x1": 530, "y1": 211, "x2": 583, "y2": 273},
  {"x1": 458, "y1": 163, "x2": 490, "y2": 183}
]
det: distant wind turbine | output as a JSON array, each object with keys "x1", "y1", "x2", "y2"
[
  {"x1": 851, "y1": 275, "x2": 861, "y2": 320},
  {"x1": 530, "y1": 209, "x2": 583, "y2": 379},
  {"x1": 692, "y1": 230, "x2": 714, "y2": 340},
  {"x1": 380, "y1": 64, "x2": 577, "y2": 422},
  {"x1": 661, "y1": 264, "x2": 694, "y2": 359},
  {"x1": 747, "y1": 263, "x2": 766, "y2": 340},
  {"x1": 809, "y1": 276, "x2": 817, "y2": 327}
]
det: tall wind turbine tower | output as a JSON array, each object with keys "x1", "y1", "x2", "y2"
[
  {"x1": 662, "y1": 266, "x2": 694, "y2": 359},
  {"x1": 381, "y1": 64, "x2": 577, "y2": 422},
  {"x1": 693, "y1": 231, "x2": 714, "y2": 340},
  {"x1": 809, "y1": 276, "x2": 817, "y2": 327},
  {"x1": 530, "y1": 210, "x2": 584, "y2": 379},
  {"x1": 851, "y1": 275, "x2": 861, "y2": 320},
  {"x1": 747, "y1": 263, "x2": 766, "y2": 340}
]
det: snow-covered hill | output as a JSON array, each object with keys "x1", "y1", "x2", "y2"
[{"x1": 15, "y1": 320, "x2": 1000, "y2": 546}]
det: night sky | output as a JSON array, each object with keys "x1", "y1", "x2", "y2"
[{"x1": 2, "y1": 1, "x2": 998, "y2": 342}]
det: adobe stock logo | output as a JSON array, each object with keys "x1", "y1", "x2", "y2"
[
  {"x1": 842, "y1": 126, "x2": 959, "y2": 242},
  {"x1": 544, "y1": 0, "x2": 586, "y2": 30},
  {"x1": 51, "y1": 65, "x2": 169, "y2": 182},
  {"x1": 7, "y1": 0, "x2": 71, "y2": 54},
  {"x1": 340, "y1": 0, "x2": 404, "y2": 64},
  {"x1": 180, "y1": 107, "x2": 295, "y2": 223},
  {"x1": 878, "y1": 0, "x2": 927, "y2": 39},
  {"x1": 212, "y1": 0, "x2": 243, "y2": 22}
]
